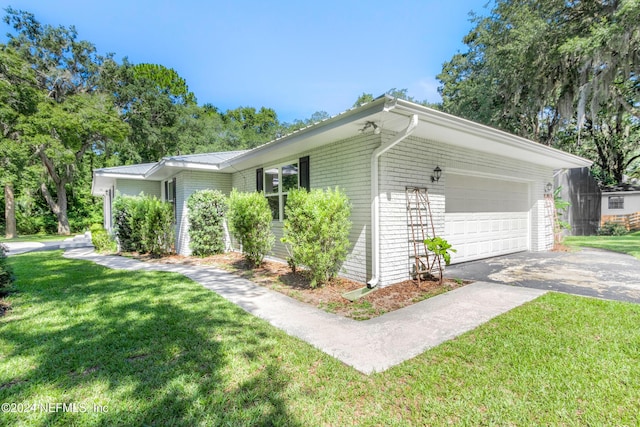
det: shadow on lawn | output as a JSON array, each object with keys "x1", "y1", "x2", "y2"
[{"x1": 1, "y1": 252, "x2": 302, "y2": 426}]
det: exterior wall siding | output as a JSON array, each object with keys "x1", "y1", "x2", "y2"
[
  {"x1": 601, "y1": 192, "x2": 640, "y2": 216},
  {"x1": 230, "y1": 133, "x2": 380, "y2": 283},
  {"x1": 115, "y1": 179, "x2": 161, "y2": 198},
  {"x1": 378, "y1": 134, "x2": 553, "y2": 286},
  {"x1": 175, "y1": 171, "x2": 232, "y2": 256}
]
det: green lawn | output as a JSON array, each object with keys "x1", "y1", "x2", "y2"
[
  {"x1": 565, "y1": 230, "x2": 640, "y2": 259},
  {"x1": 0, "y1": 234, "x2": 72, "y2": 244},
  {"x1": 1, "y1": 251, "x2": 639, "y2": 426}
]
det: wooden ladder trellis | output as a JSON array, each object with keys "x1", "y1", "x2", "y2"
[{"x1": 406, "y1": 187, "x2": 443, "y2": 284}]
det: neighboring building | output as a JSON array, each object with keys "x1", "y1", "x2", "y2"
[
  {"x1": 92, "y1": 96, "x2": 592, "y2": 287},
  {"x1": 601, "y1": 183, "x2": 640, "y2": 231}
]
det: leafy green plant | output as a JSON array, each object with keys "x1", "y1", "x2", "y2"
[
  {"x1": 113, "y1": 196, "x2": 137, "y2": 252},
  {"x1": 89, "y1": 223, "x2": 116, "y2": 253},
  {"x1": 282, "y1": 187, "x2": 352, "y2": 287},
  {"x1": 139, "y1": 197, "x2": 175, "y2": 256},
  {"x1": 227, "y1": 190, "x2": 274, "y2": 266},
  {"x1": 113, "y1": 195, "x2": 174, "y2": 256},
  {"x1": 187, "y1": 190, "x2": 227, "y2": 256},
  {"x1": 598, "y1": 221, "x2": 628, "y2": 236},
  {"x1": 424, "y1": 236, "x2": 456, "y2": 266},
  {"x1": 554, "y1": 186, "x2": 571, "y2": 233}
]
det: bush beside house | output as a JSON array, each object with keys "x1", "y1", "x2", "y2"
[
  {"x1": 187, "y1": 190, "x2": 227, "y2": 256},
  {"x1": 282, "y1": 187, "x2": 352, "y2": 287},
  {"x1": 113, "y1": 195, "x2": 175, "y2": 256},
  {"x1": 227, "y1": 190, "x2": 274, "y2": 266}
]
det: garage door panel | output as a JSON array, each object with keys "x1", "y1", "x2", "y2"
[{"x1": 444, "y1": 212, "x2": 529, "y2": 264}]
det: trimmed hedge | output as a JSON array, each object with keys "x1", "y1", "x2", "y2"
[
  {"x1": 282, "y1": 187, "x2": 352, "y2": 287},
  {"x1": 113, "y1": 195, "x2": 175, "y2": 256},
  {"x1": 227, "y1": 190, "x2": 274, "y2": 266},
  {"x1": 187, "y1": 190, "x2": 227, "y2": 256}
]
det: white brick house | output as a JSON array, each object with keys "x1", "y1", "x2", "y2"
[{"x1": 92, "y1": 96, "x2": 592, "y2": 287}]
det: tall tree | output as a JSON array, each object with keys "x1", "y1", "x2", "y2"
[
  {"x1": 438, "y1": 0, "x2": 640, "y2": 183},
  {"x1": 4, "y1": 8, "x2": 126, "y2": 234},
  {"x1": 104, "y1": 60, "x2": 197, "y2": 163},
  {"x1": 0, "y1": 46, "x2": 39, "y2": 237}
]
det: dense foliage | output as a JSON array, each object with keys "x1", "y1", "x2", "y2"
[
  {"x1": 187, "y1": 190, "x2": 227, "y2": 256},
  {"x1": 438, "y1": 0, "x2": 640, "y2": 184},
  {"x1": 90, "y1": 223, "x2": 117, "y2": 253},
  {"x1": 113, "y1": 195, "x2": 174, "y2": 256},
  {"x1": 227, "y1": 190, "x2": 274, "y2": 266},
  {"x1": 598, "y1": 221, "x2": 629, "y2": 236},
  {"x1": 0, "y1": 243, "x2": 12, "y2": 294},
  {"x1": 0, "y1": 8, "x2": 330, "y2": 238},
  {"x1": 282, "y1": 188, "x2": 352, "y2": 287}
]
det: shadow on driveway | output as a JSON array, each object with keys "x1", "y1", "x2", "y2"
[{"x1": 446, "y1": 248, "x2": 640, "y2": 304}]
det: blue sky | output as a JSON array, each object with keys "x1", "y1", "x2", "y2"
[{"x1": 1, "y1": 0, "x2": 490, "y2": 123}]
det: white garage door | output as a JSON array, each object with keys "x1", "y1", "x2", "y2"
[{"x1": 444, "y1": 174, "x2": 529, "y2": 264}]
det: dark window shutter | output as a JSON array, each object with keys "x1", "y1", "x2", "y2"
[
  {"x1": 256, "y1": 168, "x2": 264, "y2": 192},
  {"x1": 164, "y1": 181, "x2": 169, "y2": 201},
  {"x1": 172, "y1": 177, "x2": 177, "y2": 221},
  {"x1": 299, "y1": 156, "x2": 310, "y2": 191}
]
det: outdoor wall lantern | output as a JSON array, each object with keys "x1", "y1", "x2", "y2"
[
  {"x1": 545, "y1": 182, "x2": 553, "y2": 194},
  {"x1": 430, "y1": 166, "x2": 442, "y2": 183}
]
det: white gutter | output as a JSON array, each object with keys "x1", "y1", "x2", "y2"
[{"x1": 367, "y1": 113, "x2": 419, "y2": 288}]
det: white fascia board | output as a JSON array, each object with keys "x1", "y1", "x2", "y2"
[
  {"x1": 163, "y1": 160, "x2": 222, "y2": 171},
  {"x1": 93, "y1": 172, "x2": 148, "y2": 180},
  {"x1": 391, "y1": 99, "x2": 593, "y2": 169},
  {"x1": 602, "y1": 191, "x2": 640, "y2": 195},
  {"x1": 144, "y1": 160, "x2": 223, "y2": 180}
]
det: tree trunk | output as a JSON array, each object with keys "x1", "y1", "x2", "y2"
[
  {"x1": 4, "y1": 184, "x2": 16, "y2": 239},
  {"x1": 40, "y1": 182, "x2": 71, "y2": 235},
  {"x1": 55, "y1": 181, "x2": 70, "y2": 235}
]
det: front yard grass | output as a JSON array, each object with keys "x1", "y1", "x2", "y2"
[
  {"x1": 565, "y1": 230, "x2": 640, "y2": 259},
  {"x1": 0, "y1": 234, "x2": 72, "y2": 244},
  {"x1": 1, "y1": 251, "x2": 639, "y2": 425}
]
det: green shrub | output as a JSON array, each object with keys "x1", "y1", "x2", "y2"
[
  {"x1": 282, "y1": 187, "x2": 352, "y2": 287},
  {"x1": 598, "y1": 221, "x2": 628, "y2": 236},
  {"x1": 113, "y1": 196, "x2": 137, "y2": 252},
  {"x1": 227, "y1": 190, "x2": 274, "y2": 266},
  {"x1": 89, "y1": 223, "x2": 117, "y2": 253},
  {"x1": 187, "y1": 190, "x2": 227, "y2": 256},
  {"x1": 113, "y1": 195, "x2": 175, "y2": 256},
  {"x1": 140, "y1": 197, "x2": 175, "y2": 257},
  {"x1": 0, "y1": 243, "x2": 13, "y2": 295}
]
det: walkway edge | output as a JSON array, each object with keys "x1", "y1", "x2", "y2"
[{"x1": 63, "y1": 248, "x2": 547, "y2": 374}]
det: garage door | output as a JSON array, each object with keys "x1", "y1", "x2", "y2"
[{"x1": 443, "y1": 174, "x2": 529, "y2": 264}]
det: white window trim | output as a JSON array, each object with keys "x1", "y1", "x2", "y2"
[
  {"x1": 264, "y1": 160, "x2": 299, "y2": 221},
  {"x1": 608, "y1": 196, "x2": 624, "y2": 210}
]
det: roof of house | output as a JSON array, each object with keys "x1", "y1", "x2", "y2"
[
  {"x1": 164, "y1": 150, "x2": 249, "y2": 165},
  {"x1": 93, "y1": 96, "x2": 593, "y2": 196},
  {"x1": 602, "y1": 182, "x2": 640, "y2": 194},
  {"x1": 93, "y1": 162, "x2": 158, "y2": 176}
]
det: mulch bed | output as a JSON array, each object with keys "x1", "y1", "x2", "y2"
[{"x1": 130, "y1": 251, "x2": 471, "y2": 320}]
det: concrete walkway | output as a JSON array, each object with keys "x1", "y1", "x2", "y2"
[
  {"x1": 3, "y1": 233, "x2": 93, "y2": 255},
  {"x1": 64, "y1": 248, "x2": 546, "y2": 374}
]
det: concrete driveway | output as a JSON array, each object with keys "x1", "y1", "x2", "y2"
[{"x1": 445, "y1": 248, "x2": 640, "y2": 304}]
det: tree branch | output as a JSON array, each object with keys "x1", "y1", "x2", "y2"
[
  {"x1": 39, "y1": 181, "x2": 60, "y2": 215},
  {"x1": 35, "y1": 144, "x2": 62, "y2": 185}
]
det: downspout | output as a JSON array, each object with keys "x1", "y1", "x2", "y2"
[{"x1": 367, "y1": 113, "x2": 419, "y2": 288}]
